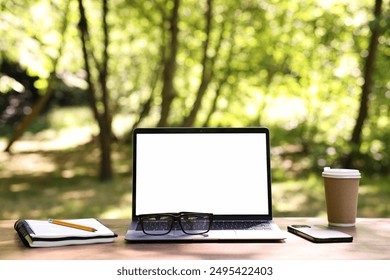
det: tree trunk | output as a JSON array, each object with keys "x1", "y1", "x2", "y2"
[
  {"x1": 343, "y1": 0, "x2": 383, "y2": 168},
  {"x1": 157, "y1": 0, "x2": 180, "y2": 127},
  {"x1": 98, "y1": 0, "x2": 112, "y2": 181},
  {"x1": 78, "y1": 0, "x2": 113, "y2": 181},
  {"x1": 4, "y1": 77, "x2": 54, "y2": 153},
  {"x1": 182, "y1": 0, "x2": 213, "y2": 127},
  {"x1": 203, "y1": 17, "x2": 236, "y2": 127}
]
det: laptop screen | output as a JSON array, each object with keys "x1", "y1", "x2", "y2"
[{"x1": 133, "y1": 128, "x2": 272, "y2": 218}]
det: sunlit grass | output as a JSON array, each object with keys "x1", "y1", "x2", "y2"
[
  {"x1": 47, "y1": 107, "x2": 95, "y2": 129},
  {"x1": 0, "y1": 106, "x2": 136, "y2": 152},
  {"x1": 46, "y1": 106, "x2": 134, "y2": 140}
]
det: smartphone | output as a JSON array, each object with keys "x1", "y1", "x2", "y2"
[{"x1": 287, "y1": 225, "x2": 353, "y2": 243}]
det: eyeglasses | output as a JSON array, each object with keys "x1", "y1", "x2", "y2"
[{"x1": 139, "y1": 212, "x2": 213, "y2": 236}]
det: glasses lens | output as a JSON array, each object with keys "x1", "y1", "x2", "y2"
[
  {"x1": 180, "y1": 213, "x2": 212, "y2": 235},
  {"x1": 141, "y1": 215, "x2": 173, "y2": 235}
]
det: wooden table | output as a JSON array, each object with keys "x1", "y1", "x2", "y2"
[{"x1": 1, "y1": 218, "x2": 389, "y2": 260}]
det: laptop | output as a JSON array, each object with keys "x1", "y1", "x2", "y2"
[{"x1": 125, "y1": 127, "x2": 286, "y2": 242}]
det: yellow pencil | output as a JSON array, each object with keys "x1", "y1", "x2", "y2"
[{"x1": 48, "y1": 219, "x2": 97, "y2": 232}]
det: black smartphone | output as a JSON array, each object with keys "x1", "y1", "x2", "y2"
[{"x1": 287, "y1": 225, "x2": 353, "y2": 243}]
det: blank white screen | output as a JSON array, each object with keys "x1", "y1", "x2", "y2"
[{"x1": 135, "y1": 133, "x2": 270, "y2": 215}]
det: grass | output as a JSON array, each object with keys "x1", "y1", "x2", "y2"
[
  {"x1": 0, "y1": 107, "x2": 389, "y2": 220},
  {"x1": 1, "y1": 139, "x2": 389, "y2": 220},
  {"x1": 0, "y1": 141, "x2": 133, "y2": 220}
]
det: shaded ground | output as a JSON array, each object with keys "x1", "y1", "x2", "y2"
[
  {"x1": 0, "y1": 138, "x2": 389, "y2": 220},
  {"x1": 0, "y1": 138, "x2": 132, "y2": 220}
]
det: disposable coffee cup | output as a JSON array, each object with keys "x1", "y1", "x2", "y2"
[{"x1": 322, "y1": 167, "x2": 361, "y2": 227}]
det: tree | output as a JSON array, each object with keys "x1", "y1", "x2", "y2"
[
  {"x1": 157, "y1": 0, "x2": 180, "y2": 127},
  {"x1": 1, "y1": 0, "x2": 389, "y2": 176},
  {"x1": 202, "y1": 3, "x2": 237, "y2": 127},
  {"x1": 77, "y1": 0, "x2": 113, "y2": 181},
  {"x1": 181, "y1": 0, "x2": 214, "y2": 127},
  {"x1": 343, "y1": 0, "x2": 383, "y2": 168},
  {"x1": 3, "y1": 0, "x2": 70, "y2": 152}
]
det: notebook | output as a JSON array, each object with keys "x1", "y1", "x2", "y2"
[
  {"x1": 125, "y1": 127, "x2": 286, "y2": 241},
  {"x1": 14, "y1": 218, "x2": 118, "y2": 247}
]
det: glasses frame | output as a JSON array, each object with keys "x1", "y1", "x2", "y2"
[{"x1": 139, "y1": 212, "x2": 213, "y2": 236}]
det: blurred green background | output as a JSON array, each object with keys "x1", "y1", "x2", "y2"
[{"x1": 0, "y1": 0, "x2": 389, "y2": 220}]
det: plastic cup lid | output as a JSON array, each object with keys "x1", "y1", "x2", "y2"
[{"x1": 322, "y1": 167, "x2": 361, "y2": 179}]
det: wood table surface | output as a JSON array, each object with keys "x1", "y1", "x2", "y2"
[{"x1": 1, "y1": 218, "x2": 389, "y2": 260}]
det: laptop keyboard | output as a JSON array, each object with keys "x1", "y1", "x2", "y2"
[
  {"x1": 136, "y1": 221, "x2": 272, "y2": 231},
  {"x1": 210, "y1": 221, "x2": 272, "y2": 230}
]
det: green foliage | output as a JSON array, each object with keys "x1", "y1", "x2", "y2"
[{"x1": 0, "y1": 0, "x2": 389, "y2": 174}]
